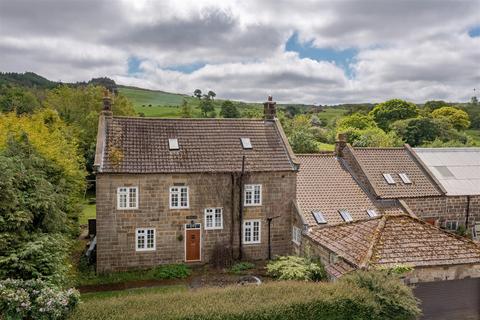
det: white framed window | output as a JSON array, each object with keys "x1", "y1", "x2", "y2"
[
  {"x1": 339, "y1": 209, "x2": 353, "y2": 222},
  {"x1": 136, "y1": 228, "x2": 155, "y2": 251},
  {"x1": 204, "y1": 208, "x2": 223, "y2": 230},
  {"x1": 366, "y1": 209, "x2": 378, "y2": 218},
  {"x1": 170, "y1": 186, "x2": 189, "y2": 209},
  {"x1": 117, "y1": 187, "x2": 138, "y2": 209},
  {"x1": 292, "y1": 226, "x2": 302, "y2": 245},
  {"x1": 243, "y1": 219, "x2": 261, "y2": 244},
  {"x1": 445, "y1": 220, "x2": 458, "y2": 231},
  {"x1": 244, "y1": 184, "x2": 262, "y2": 206},
  {"x1": 398, "y1": 173, "x2": 412, "y2": 184},
  {"x1": 383, "y1": 173, "x2": 396, "y2": 185}
]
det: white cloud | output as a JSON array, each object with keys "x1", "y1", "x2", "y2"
[{"x1": 0, "y1": 0, "x2": 478, "y2": 104}]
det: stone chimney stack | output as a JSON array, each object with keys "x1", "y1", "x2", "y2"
[
  {"x1": 102, "y1": 89, "x2": 113, "y2": 116},
  {"x1": 263, "y1": 95, "x2": 276, "y2": 120},
  {"x1": 335, "y1": 133, "x2": 347, "y2": 157}
]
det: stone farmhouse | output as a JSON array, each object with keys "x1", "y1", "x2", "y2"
[
  {"x1": 94, "y1": 94, "x2": 480, "y2": 282},
  {"x1": 94, "y1": 95, "x2": 298, "y2": 272}
]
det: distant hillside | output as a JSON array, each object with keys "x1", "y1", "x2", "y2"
[
  {"x1": 0, "y1": 72, "x2": 58, "y2": 89},
  {"x1": 118, "y1": 86, "x2": 191, "y2": 107}
]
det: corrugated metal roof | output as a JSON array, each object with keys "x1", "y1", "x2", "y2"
[{"x1": 413, "y1": 148, "x2": 480, "y2": 196}]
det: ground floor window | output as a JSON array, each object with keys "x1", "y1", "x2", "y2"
[
  {"x1": 243, "y1": 219, "x2": 261, "y2": 244},
  {"x1": 292, "y1": 226, "x2": 302, "y2": 245},
  {"x1": 136, "y1": 228, "x2": 155, "y2": 251}
]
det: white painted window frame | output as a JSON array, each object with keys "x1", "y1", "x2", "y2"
[
  {"x1": 243, "y1": 219, "x2": 261, "y2": 244},
  {"x1": 204, "y1": 208, "x2": 223, "y2": 230},
  {"x1": 244, "y1": 184, "x2": 262, "y2": 206},
  {"x1": 292, "y1": 226, "x2": 302, "y2": 245},
  {"x1": 445, "y1": 220, "x2": 458, "y2": 231},
  {"x1": 169, "y1": 186, "x2": 189, "y2": 209},
  {"x1": 117, "y1": 186, "x2": 139, "y2": 210},
  {"x1": 135, "y1": 228, "x2": 156, "y2": 252}
]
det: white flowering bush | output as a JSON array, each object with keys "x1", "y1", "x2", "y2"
[{"x1": 0, "y1": 279, "x2": 79, "y2": 320}]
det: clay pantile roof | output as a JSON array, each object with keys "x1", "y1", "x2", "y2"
[
  {"x1": 296, "y1": 154, "x2": 401, "y2": 226},
  {"x1": 325, "y1": 260, "x2": 355, "y2": 278},
  {"x1": 97, "y1": 117, "x2": 296, "y2": 173},
  {"x1": 308, "y1": 214, "x2": 480, "y2": 269},
  {"x1": 351, "y1": 146, "x2": 443, "y2": 198}
]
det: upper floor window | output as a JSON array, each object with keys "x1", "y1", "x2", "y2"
[
  {"x1": 312, "y1": 210, "x2": 327, "y2": 224},
  {"x1": 244, "y1": 184, "x2": 262, "y2": 206},
  {"x1": 205, "y1": 208, "x2": 223, "y2": 230},
  {"x1": 292, "y1": 226, "x2": 302, "y2": 245},
  {"x1": 243, "y1": 219, "x2": 261, "y2": 244},
  {"x1": 339, "y1": 209, "x2": 353, "y2": 222},
  {"x1": 170, "y1": 186, "x2": 189, "y2": 209},
  {"x1": 168, "y1": 138, "x2": 179, "y2": 150},
  {"x1": 117, "y1": 187, "x2": 138, "y2": 209},
  {"x1": 136, "y1": 228, "x2": 155, "y2": 251},
  {"x1": 445, "y1": 220, "x2": 458, "y2": 231}
]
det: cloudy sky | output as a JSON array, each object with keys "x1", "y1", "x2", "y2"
[{"x1": 0, "y1": 0, "x2": 479, "y2": 104}]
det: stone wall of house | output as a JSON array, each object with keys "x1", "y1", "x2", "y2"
[
  {"x1": 404, "y1": 263, "x2": 480, "y2": 283},
  {"x1": 298, "y1": 236, "x2": 333, "y2": 266},
  {"x1": 403, "y1": 195, "x2": 480, "y2": 230},
  {"x1": 96, "y1": 171, "x2": 296, "y2": 272}
]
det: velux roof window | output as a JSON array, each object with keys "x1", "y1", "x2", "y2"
[
  {"x1": 366, "y1": 209, "x2": 378, "y2": 218},
  {"x1": 312, "y1": 210, "x2": 327, "y2": 224},
  {"x1": 339, "y1": 209, "x2": 353, "y2": 222},
  {"x1": 240, "y1": 137, "x2": 252, "y2": 149},
  {"x1": 398, "y1": 173, "x2": 412, "y2": 184},
  {"x1": 168, "y1": 138, "x2": 179, "y2": 150},
  {"x1": 383, "y1": 173, "x2": 396, "y2": 185}
]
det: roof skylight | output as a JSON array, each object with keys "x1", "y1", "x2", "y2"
[
  {"x1": 339, "y1": 209, "x2": 353, "y2": 222},
  {"x1": 383, "y1": 173, "x2": 396, "y2": 185},
  {"x1": 366, "y1": 209, "x2": 378, "y2": 217},
  {"x1": 398, "y1": 173, "x2": 412, "y2": 184},
  {"x1": 240, "y1": 137, "x2": 252, "y2": 149},
  {"x1": 168, "y1": 138, "x2": 179, "y2": 150},
  {"x1": 312, "y1": 210, "x2": 327, "y2": 224}
]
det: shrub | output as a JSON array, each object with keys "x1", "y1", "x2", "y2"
[
  {"x1": 341, "y1": 270, "x2": 421, "y2": 319},
  {"x1": 0, "y1": 278, "x2": 79, "y2": 320},
  {"x1": 229, "y1": 262, "x2": 255, "y2": 274},
  {"x1": 266, "y1": 256, "x2": 326, "y2": 281}
]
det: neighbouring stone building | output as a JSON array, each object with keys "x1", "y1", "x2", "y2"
[
  {"x1": 293, "y1": 150, "x2": 480, "y2": 282},
  {"x1": 94, "y1": 95, "x2": 298, "y2": 272}
]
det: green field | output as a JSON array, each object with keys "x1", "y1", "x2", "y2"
[
  {"x1": 317, "y1": 107, "x2": 348, "y2": 123},
  {"x1": 118, "y1": 86, "x2": 190, "y2": 107}
]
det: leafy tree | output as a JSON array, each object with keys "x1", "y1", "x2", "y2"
[
  {"x1": 337, "y1": 113, "x2": 377, "y2": 131},
  {"x1": 342, "y1": 127, "x2": 401, "y2": 147},
  {"x1": 179, "y1": 99, "x2": 193, "y2": 118},
  {"x1": 220, "y1": 100, "x2": 240, "y2": 118},
  {"x1": 431, "y1": 106, "x2": 471, "y2": 130},
  {"x1": 288, "y1": 129, "x2": 318, "y2": 153},
  {"x1": 391, "y1": 117, "x2": 442, "y2": 146},
  {"x1": 207, "y1": 90, "x2": 216, "y2": 100},
  {"x1": 369, "y1": 99, "x2": 419, "y2": 131},
  {"x1": 199, "y1": 97, "x2": 215, "y2": 117},
  {"x1": 193, "y1": 89, "x2": 202, "y2": 99},
  {"x1": 0, "y1": 86, "x2": 40, "y2": 114},
  {"x1": 43, "y1": 85, "x2": 135, "y2": 173},
  {"x1": 471, "y1": 96, "x2": 478, "y2": 106},
  {"x1": 423, "y1": 100, "x2": 449, "y2": 112}
]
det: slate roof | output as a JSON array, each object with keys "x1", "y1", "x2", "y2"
[
  {"x1": 296, "y1": 154, "x2": 403, "y2": 226},
  {"x1": 325, "y1": 260, "x2": 355, "y2": 278},
  {"x1": 308, "y1": 214, "x2": 480, "y2": 268},
  {"x1": 413, "y1": 148, "x2": 480, "y2": 196},
  {"x1": 351, "y1": 146, "x2": 443, "y2": 198},
  {"x1": 95, "y1": 116, "x2": 297, "y2": 173}
]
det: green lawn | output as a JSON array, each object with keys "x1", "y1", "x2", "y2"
[
  {"x1": 466, "y1": 129, "x2": 480, "y2": 142},
  {"x1": 79, "y1": 202, "x2": 96, "y2": 226},
  {"x1": 317, "y1": 107, "x2": 348, "y2": 123},
  {"x1": 80, "y1": 285, "x2": 188, "y2": 301},
  {"x1": 119, "y1": 86, "x2": 190, "y2": 107}
]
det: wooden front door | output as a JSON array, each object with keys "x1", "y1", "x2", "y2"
[{"x1": 185, "y1": 227, "x2": 201, "y2": 262}]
